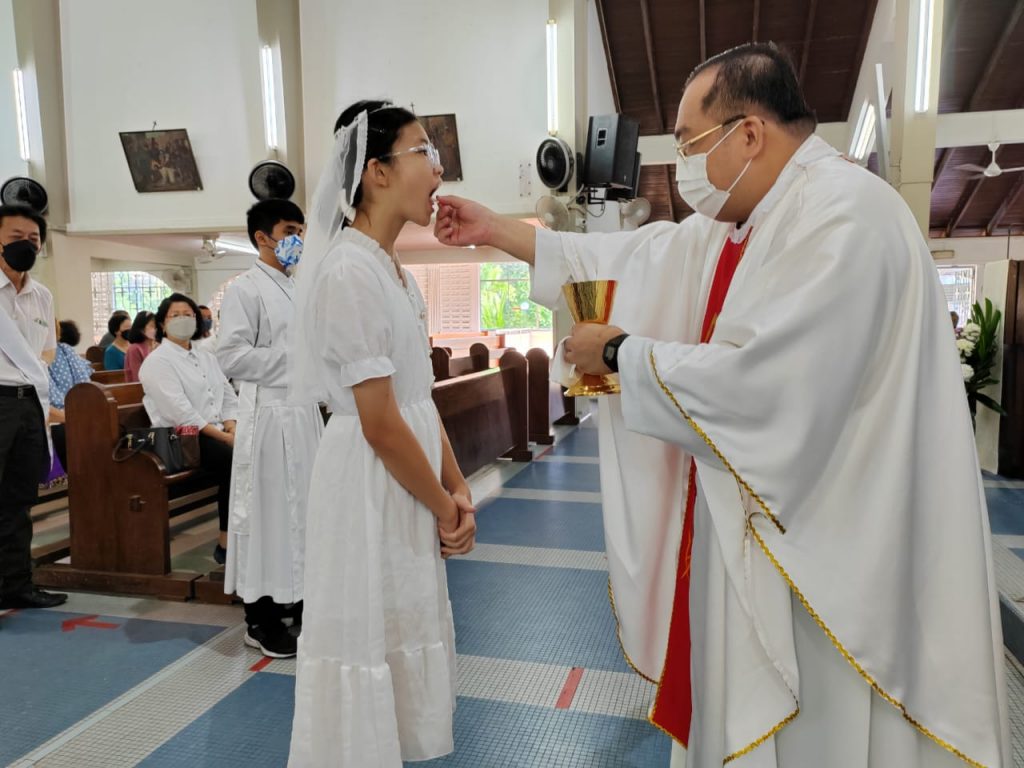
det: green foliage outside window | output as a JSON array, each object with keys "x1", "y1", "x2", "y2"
[{"x1": 479, "y1": 263, "x2": 552, "y2": 331}]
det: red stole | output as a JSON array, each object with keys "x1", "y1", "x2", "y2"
[{"x1": 650, "y1": 228, "x2": 751, "y2": 745}]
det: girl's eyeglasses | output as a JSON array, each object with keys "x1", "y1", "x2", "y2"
[{"x1": 382, "y1": 143, "x2": 441, "y2": 169}]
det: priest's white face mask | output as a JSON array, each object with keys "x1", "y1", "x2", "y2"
[{"x1": 675, "y1": 118, "x2": 752, "y2": 220}]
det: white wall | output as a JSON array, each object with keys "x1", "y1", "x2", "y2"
[
  {"x1": 59, "y1": 0, "x2": 265, "y2": 232},
  {"x1": 193, "y1": 252, "x2": 257, "y2": 309},
  {"x1": 299, "y1": 0, "x2": 547, "y2": 217},
  {"x1": 0, "y1": 0, "x2": 27, "y2": 182}
]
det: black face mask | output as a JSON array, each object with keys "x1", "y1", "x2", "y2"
[
  {"x1": 1, "y1": 240, "x2": 38, "y2": 273},
  {"x1": 121, "y1": 330, "x2": 132, "y2": 341}
]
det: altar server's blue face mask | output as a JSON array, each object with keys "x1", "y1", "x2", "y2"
[{"x1": 273, "y1": 234, "x2": 304, "y2": 271}]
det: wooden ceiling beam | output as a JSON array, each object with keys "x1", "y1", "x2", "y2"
[
  {"x1": 639, "y1": 0, "x2": 664, "y2": 132},
  {"x1": 594, "y1": 0, "x2": 621, "y2": 113},
  {"x1": 986, "y1": 173, "x2": 1024, "y2": 235},
  {"x1": 752, "y1": 0, "x2": 761, "y2": 42},
  {"x1": 798, "y1": 0, "x2": 819, "y2": 85},
  {"x1": 665, "y1": 165, "x2": 678, "y2": 222},
  {"x1": 945, "y1": 177, "x2": 986, "y2": 237},
  {"x1": 840, "y1": 0, "x2": 880, "y2": 121},
  {"x1": 699, "y1": 0, "x2": 707, "y2": 63},
  {"x1": 966, "y1": 0, "x2": 1024, "y2": 111},
  {"x1": 933, "y1": 148, "x2": 955, "y2": 188}
]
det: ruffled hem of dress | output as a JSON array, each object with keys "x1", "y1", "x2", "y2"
[{"x1": 290, "y1": 641, "x2": 455, "y2": 766}]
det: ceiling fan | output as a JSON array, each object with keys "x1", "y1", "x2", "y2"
[{"x1": 954, "y1": 143, "x2": 1024, "y2": 179}]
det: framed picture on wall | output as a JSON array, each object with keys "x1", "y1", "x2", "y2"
[
  {"x1": 118, "y1": 129, "x2": 203, "y2": 193},
  {"x1": 420, "y1": 114, "x2": 463, "y2": 182}
]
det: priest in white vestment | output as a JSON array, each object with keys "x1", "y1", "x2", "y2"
[
  {"x1": 217, "y1": 199, "x2": 324, "y2": 658},
  {"x1": 436, "y1": 43, "x2": 1009, "y2": 768}
]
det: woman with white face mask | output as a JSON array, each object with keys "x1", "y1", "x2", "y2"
[
  {"x1": 123, "y1": 311, "x2": 158, "y2": 383},
  {"x1": 138, "y1": 292, "x2": 239, "y2": 562}
]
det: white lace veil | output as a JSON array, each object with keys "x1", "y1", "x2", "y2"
[{"x1": 289, "y1": 110, "x2": 368, "y2": 406}]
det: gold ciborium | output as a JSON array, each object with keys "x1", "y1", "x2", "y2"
[{"x1": 562, "y1": 280, "x2": 620, "y2": 397}]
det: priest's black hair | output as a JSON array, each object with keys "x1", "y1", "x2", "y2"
[
  {"x1": 687, "y1": 43, "x2": 817, "y2": 136},
  {"x1": 333, "y1": 100, "x2": 418, "y2": 228}
]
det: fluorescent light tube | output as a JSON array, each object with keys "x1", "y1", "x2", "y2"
[
  {"x1": 546, "y1": 20, "x2": 558, "y2": 135},
  {"x1": 260, "y1": 45, "x2": 278, "y2": 150}
]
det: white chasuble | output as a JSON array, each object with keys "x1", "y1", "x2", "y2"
[
  {"x1": 218, "y1": 261, "x2": 323, "y2": 603},
  {"x1": 535, "y1": 136, "x2": 1010, "y2": 767}
]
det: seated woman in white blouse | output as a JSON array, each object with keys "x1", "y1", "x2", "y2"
[{"x1": 139, "y1": 292, "x2": 238, "y2": 565}]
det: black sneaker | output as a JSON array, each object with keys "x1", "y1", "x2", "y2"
[
  {"x1": 212, "y1": 544, "x2": 227, "y2": 565},
  {"x1": 244, "y1": 623, "x2": 297, "y2": 658}
]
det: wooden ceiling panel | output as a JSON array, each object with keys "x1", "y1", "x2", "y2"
[
  {"x1": 938, "y1": 0, "x2": 1015, "y2": 112},
  {"x1": 637, "y1": 164, "x2": 693, "y2": 224},
  {"x1": 969, "y1": 33, "x2": 1024, "y2": 110},
  {"x1": 602, "y1": 2, "x2": 662, "y2": 132},
  {"x1": 637, "y1": 165, "x2": 674, "y2": 223},
  {"x1": 649, "y1": 0, "x2": 701, "y2": 133},
  {"x1": 704, "y1": 0, "x2": 758, "y2": 60}
]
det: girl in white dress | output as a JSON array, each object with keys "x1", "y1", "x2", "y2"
[{"x1": 288, "y1": 101, "x2": 477, "y2": 767}]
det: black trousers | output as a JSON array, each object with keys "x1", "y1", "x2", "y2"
[
  {"x1": 0, "y1": 394, "x2": 49, "y2": 597},
  {"x1": 198, "y1": 433, "x2": 233, "y2": 532},
  {"x1": 51, "y1": 423, "x2": 67, "y2": 473}
]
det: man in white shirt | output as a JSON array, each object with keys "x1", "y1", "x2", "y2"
[
  {"x1": 216, "y1": 199, "x2": 323, "y2": 658},
  {"x1": 0, "y1": 204, "x2": 67, "y2": 610},
  {"x1": 139, "y1": 292, "x2": 238, "y2": 563}
]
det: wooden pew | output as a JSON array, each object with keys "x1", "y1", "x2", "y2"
[
  {"x1": 432, "y1": 349, "x2": 533, "y2": 476},
  {"x1": 33, "y1": 382, "x2": 222, "y2": 600},
  {"x1": 429, "y1": 331, "x2": 505, "y2": 359},
  {"x1": 91, "y1": 369, "x2": 125, "y2": 385},
  {"x1": 431, "y1": 342, "x2": 490, "y2": 382},
  {"x1": 85, "y1": 345, "x2": 105, "y2": 368}
]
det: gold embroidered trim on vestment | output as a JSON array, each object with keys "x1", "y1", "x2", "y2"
[
  {"x1": 606, "y1": 577, "x2": 658, "y2": 684},
  {"x1": 723, "y1": 707, "x2": 800, "y2": 764},
  {"x1": 649, "y1": 348, "x2": 990, "y2": 768},
  {"x1": 647, "y1": 349, "x2": 785, "y2": 535}
]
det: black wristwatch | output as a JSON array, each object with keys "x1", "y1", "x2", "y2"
[{"x1": 602, "y1": 333, "x2": 629, "y2": 373}]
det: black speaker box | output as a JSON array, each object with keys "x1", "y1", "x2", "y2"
[{"x1": 582, "y1": 114, "x2": 640, "y2": 189}]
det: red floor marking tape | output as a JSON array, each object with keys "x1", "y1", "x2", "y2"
[
  {"x1": 61, "y1": 615, "x2": 120, "y2": 632},
  {"x1": 555, "y1": 667, "x2": 584, "y2": 709},
  {"x1": 249, "y1": 656, "x2": 273, "y2": 673}
]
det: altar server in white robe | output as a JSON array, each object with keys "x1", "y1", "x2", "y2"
[
  {"x1": 217, "y1": 199, "x2": 324, "y2": 659},
  {"x1": 436, "y1": 42, "x2": 1009, "y2": 768}
]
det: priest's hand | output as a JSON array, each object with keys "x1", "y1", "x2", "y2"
[
  {"x1": 440, "y1": 493, "x2": 477, "y2": 558},
  {"x1": 434, "y1": 196, "x2": 496, "y2": 248},
  {"x1": 564, "y1": 323, "x2": 624, "y2": 376}
]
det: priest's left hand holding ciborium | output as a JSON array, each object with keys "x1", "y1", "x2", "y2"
[{"x1": 563, "y1": 321, "x2": 629, "y2": 378}]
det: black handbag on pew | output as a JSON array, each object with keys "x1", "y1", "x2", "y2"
[{"x1": 112, "y1": 427, "x2": 186, "y2": 474}]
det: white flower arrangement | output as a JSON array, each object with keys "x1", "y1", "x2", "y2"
[
  {"x1": 956, "y1": 337, "x2": 975, "y2": 355},
  {"x1": 962, "y1": 322, "x2": 982, "y2": 341},
  {"x1": 962, "y1": 363, "x2": 975, "y2": 382}
]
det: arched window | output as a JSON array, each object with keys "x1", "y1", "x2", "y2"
[{"x1": 90, "y1": 271, "x2": 171, "y2": 343}]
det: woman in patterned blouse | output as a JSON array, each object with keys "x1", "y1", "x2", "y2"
[{"x1": 47, "y1": 319, "x2": 94, "y2": 473}]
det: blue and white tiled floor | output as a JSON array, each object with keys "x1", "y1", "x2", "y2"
[{"x1": 6, "y1": 418, "x2": 1024, "y2": 766}]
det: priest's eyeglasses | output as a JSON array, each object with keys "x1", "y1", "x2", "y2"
[
  {"x1": 675, "y1": 114, "x2": 746, "y2": 158},
  {"x1": 381, "y1": 143, "x2": 442, "y2": 169}
]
